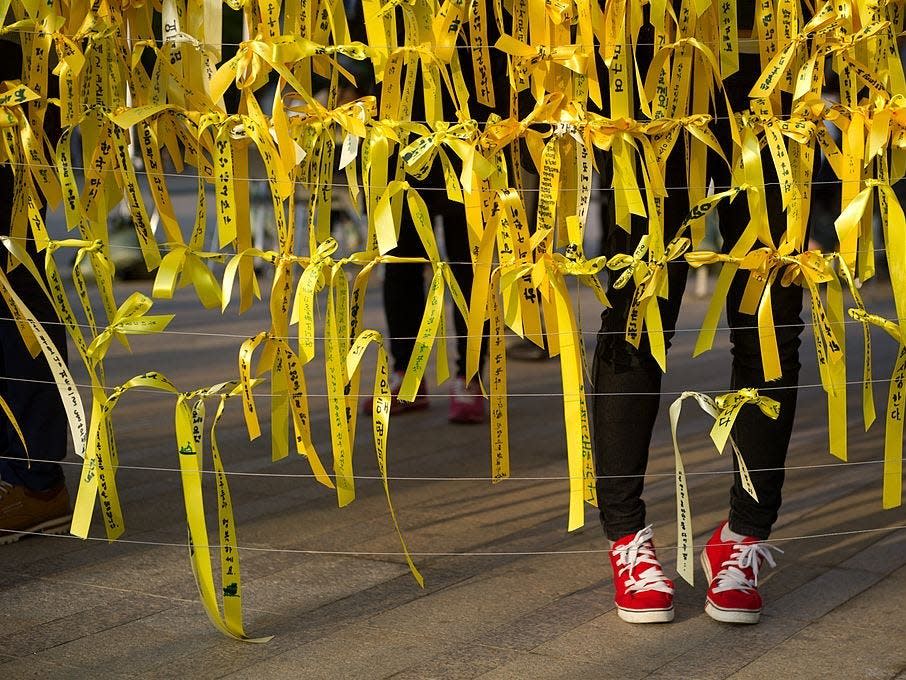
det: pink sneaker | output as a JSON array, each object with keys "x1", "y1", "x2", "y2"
[
  {"x1": 360, "y1": 370, "x2": 429, "y2": 415},
  {"x1": 701, "y1": 521, "x2": 781, "y2": 624},
  {"x1": 448, "y1": 376, "x2": 485, "y2": 424},
  {"x1": 610, "y1": 525, "x2": 675, "y2": 623}
]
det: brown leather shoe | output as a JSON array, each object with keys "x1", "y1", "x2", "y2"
[{"x1": 0, "y1": 479, "x2": 71, "y2": 545}]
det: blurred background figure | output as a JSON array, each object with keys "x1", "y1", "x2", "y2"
[
  {"x1": 360, "y1": 0, "x2": 508, "y2": 424},
  {"x1": 0, "y1": 38, "x2": 71, "y2": 545}
]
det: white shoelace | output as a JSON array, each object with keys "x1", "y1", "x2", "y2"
[
  {"x1": 712, "y1": 542, "x2": 782, "y2": 594},
  {"x1": 389, "y1": 371, "x2": 405, "y2": 393},
  {"x1": 613, "y1": 525, "x2": 675, "y2": 595},
  {"x1": 450, "y1": 378, "x2": 480, "y2": 400},
  {"x1": 0, "y1": 479, "x2": 12, "y2": 500},
  {"x1": 450, "y1": 378, "x2": 467, "y2": 398}
]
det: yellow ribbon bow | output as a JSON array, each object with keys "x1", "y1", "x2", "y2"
[
  {"x1": 400, "y1": 119, "x2": 495, "y2": 193},
  {"x1": 606, "y1": 235, "x2": 690, "y2": 371},
  {"x1": 153, "y1": 243, "x2": 224, "y2": 309},
  {"x1": 669, "y1": 390, "x2": 773, "y2": 584},
  {"x1": 495, "y1": 35, "x2": 587, "y2": 77},
  {"x1": 86, "y1": 292, "x2": 175, "y2": 365},
  {"x1": 495, "y1": 34, "x2": 587, "y2": 101}
]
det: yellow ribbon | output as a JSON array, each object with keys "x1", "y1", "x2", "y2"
[
  {"x1": 668, "y1": 389, "x2": 772, "y2": 584},
  {"x1": 86, "y1": 292, "x2": 175, "y2": 366},
  {"x1": 346, "y1": 329, "x2": 424, "y2": 586},
  {"x1": 847, "y1": 310, "x2": 905, "y2": 509},
  {"x1": 607, "y1": 236, "x2": 690, "y2": 371},
  {"x1": 153, "y1": 243, "x2": 224, "y2": 309},
  {"x1": 176, "y1": 381, "x2": 272, "y2": 642}
]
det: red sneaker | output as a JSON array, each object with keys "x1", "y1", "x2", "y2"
[
  {"x1": 701, "y1": 521, "x2": 781, "y2": 624},
  {"x1": 360, "y1": 370, "x2": 429, "y2": 415},
  {"x1": 610, "y1": 525, "x2": 675, "y2": 623},
  {"x1": 448, "y1": 377, "x2": 485, "y2": 424}
]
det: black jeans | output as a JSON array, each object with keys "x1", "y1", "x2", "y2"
[
  {"x1": 593, "y1": 53, "x2": 804, "y2": 541},
  {"x1": 0, "y1": 41, "x2": 68, "y2": 491},
  {"x1": 383, "y1": 166, "x2": 478, "y2": 378},
  {"x1": 0, "y1": 167, "x2": 69, "y2": 491}
]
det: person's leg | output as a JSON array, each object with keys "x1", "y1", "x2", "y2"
[
  {"x1": 711, "y1": 54, "x2": 805, "y2": 541},
  {"x1": 0, "y1": 135, "x2": 71, "y2": 544},
  {"x1": 427, "y1": 180, "x2": 491, "y2": 423},
  {"x1": 595, "y1": 141, "x2": 689, "y2": 624},
  {"x1": 428, "y1": 190, "x2": 473, "y2": 379},
  {"x1": 716, "y1": 157, "x2": 803, "y2": 541},
  {"x1": 700, "y1": 52, "x2": 805, "y2": 624},
  {"x1": 0, "y1": 276, "x2": 69, "y2": 490},
  {"x1": 0, "y1": 36, "x2": 68, "y2": 492},
  {"x1": 358, "y1": 165, "x2": 433, "y2": 415},
  {"x1": 593, "y1": 147, "x2": 690, "y2": 541},
  {"x1": 725, "y1": 283, "x2": 802, "y2": 539},
  {"x1": 383, "y1": 197, "x2": 428, "y2": 375}
]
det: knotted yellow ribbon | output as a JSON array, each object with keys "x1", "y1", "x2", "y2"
[
  {"x1": 578, "y1": 111, "x2": 664, "y2": 233},
  {"x1": 400, "y1": 119, "x2": 495, "y2": 195},
  {"x1": 480, "y1": 93, "x2": 563, "y2": 156},
  {"x1": 606, "y1": 236, "x2": 690, "y2": 371},
  {"x1": 210, "y1": 35, "x2": 368, "y2": 105},
  {"x1": 530, "y1": 252, "x2": 597, "y2": 531},
  {"x1": 288, "y1": 98, "x2": 373, "y2": 242},
  {"x1": 781, "y1": 250, "x2": 850, "y2": 457},
  {"x1": 176, "y1": 381, "x2": 272, "y2": 642},
  {"x1": 236, "y1": 329, "x2": 331, "y2": 485},
  {"x1": 495, "y1": 34, "x2": 587, "y2": 100},
  {"x1": 669, "y1": 389, "x2": 774, "y2": 584},
  {"x1": 153, "y1": 243, "x2": 224, "y2": 310},
  {"x1": 495, "y1": 35, "x2": 587, "y2": 78},
  {"x1": 86, "y1": 292, "x2": 175, "y2": 365}
]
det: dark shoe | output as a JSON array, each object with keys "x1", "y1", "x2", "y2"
[
  {"x1": 0, "y1": 478, "x2": 71, "y2": 545},
  {"x1": 507, "y1": 337, "x2": 548, "y2": 361}
]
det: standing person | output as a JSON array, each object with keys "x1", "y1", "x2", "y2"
[
  {"x1": 362, "y1": 1, "x2": 508, "y2": 424},
  {"x1": 378, "y1": 164, "x2": 489, "y2": 423},
  {"x1": 594, "y1": 19, "x2": 803, "y2": 622},
  {"x1": 0, "y1": 39, "x2": 72, "y2": 544}
]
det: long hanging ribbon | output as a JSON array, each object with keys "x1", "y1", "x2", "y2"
[
  {"x1": 848, "y1": 310, "x2": 905, "y2": 509},
  {"x1": 346, "y1": 330, "x2": 424, "y2": 585},
  {"x1": 668, "y1": 389, "x2": 775, "y2": 585},
  {"x1": 177, "y1": 383, "x2": 272, "y2": 642}
]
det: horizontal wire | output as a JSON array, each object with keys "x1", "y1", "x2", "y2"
[
  {"x1": 0, "y1": 311, "x2": 895, "y2": 341},
  {"x1": 2, "y1": 523, "x2": 905, "y2": 556},
  {"x1": 0, "y1": 370, "x2": 892, "y2": 398},
  {"x1": 4, "y1": 158, "x2": 874, "y2": 193},
  {"x1": 1, "y1": 453, "x2": 897, "y2": 482},
  {"x1": 3, "y1": 25, "x2": 893, "y2": 50},
  {"x1": 7, "y1": 232, "x2": 893, "y2": 264},
  {"x1": 11, "y1": 106, "x2": 857, "y2": 126}
]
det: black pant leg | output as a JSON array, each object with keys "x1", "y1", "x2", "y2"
[
  {"x1": 0, "y1": 164, "x2": 69, "y2": 491},
  {"x1": 593, "y1": 145, "x2": 690, "y2": 541},
  {"x1": 383, "y1": 197, "x2": 428, "y2": 374},
  {"x1": 714, "y1": 54, "x2": 805, "y2": 539},
  {"x1": 432, "y1": 189, "x2": 483, "y2": 379}
]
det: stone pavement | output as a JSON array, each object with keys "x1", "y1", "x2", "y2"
[{"x1": 2, "y1": 258, "x2": 906, "y2": 678}]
